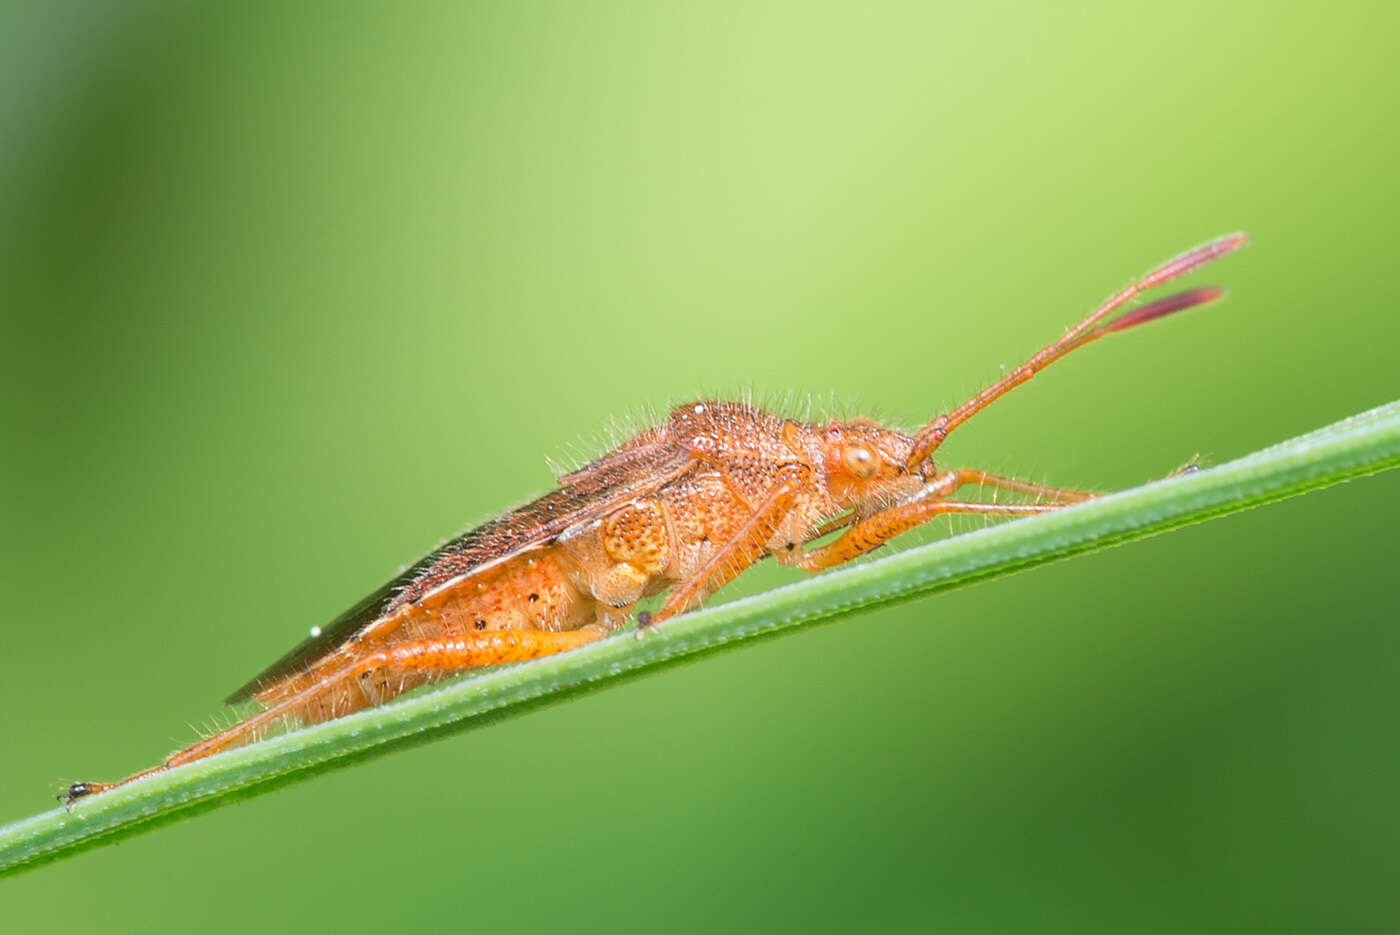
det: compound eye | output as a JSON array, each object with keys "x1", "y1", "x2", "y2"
[{"x1": 842, "y1": 445, "x2": 878, "y2": 480}]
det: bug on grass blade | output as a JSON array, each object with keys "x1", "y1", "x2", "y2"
[{"x1": 61, "y1": 233, "x2": 1246, "y2": 806}]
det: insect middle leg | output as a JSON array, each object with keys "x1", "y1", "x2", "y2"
[
  {"x1": 791, "y1": 499, "x2": 1061, "y2": 572},
  {"x1": 61, "y1": 628, "x2": 605, "y2": 805},
  {"x1": 643, "y1": 464, "x2": 809, "y2": 626}
]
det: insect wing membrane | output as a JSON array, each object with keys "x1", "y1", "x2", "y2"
[{"x1": 225, "y1": 443, "x2": 695, "y2": 703}]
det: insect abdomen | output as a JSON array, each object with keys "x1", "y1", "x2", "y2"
[{"x1": 248, "y1": 549, "x2": 593, "y2": 724}]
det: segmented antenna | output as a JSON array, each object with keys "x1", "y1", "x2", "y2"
[{"x1": 906, "y1": 233, "x2": 1247, "y2": 469}]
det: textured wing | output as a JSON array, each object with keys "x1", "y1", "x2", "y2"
[{"x1": 225, "y1": 437, "x2": 693, "y2": 703}]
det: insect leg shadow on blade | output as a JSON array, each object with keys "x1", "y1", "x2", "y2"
[{"x1": 60, "y1": 233, "x2": 1247, "y2": 807}]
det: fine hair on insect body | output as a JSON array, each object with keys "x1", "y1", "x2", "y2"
[{"x1": 60, "y1": 233, "x2": 1247, "y2": 806}]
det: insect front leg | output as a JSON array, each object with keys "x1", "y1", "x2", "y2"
[
  {"x1": 806, "y1": 469, "x2": 1094, "y2": 541},
  {"x1": 790, "y1": 498, "x2": 1060, "y2": 572},
  {"x1": 923, "y1": 468, "x2": 1096, "y2": 504}
]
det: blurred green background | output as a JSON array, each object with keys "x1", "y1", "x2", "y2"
[{"x1": 3, "y1": 1, "x2": 1398, "y2": 931}]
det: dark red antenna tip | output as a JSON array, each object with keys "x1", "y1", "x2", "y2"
[{"x1": 1099, "y1": 286, "x2": 1226, "y2": 335}]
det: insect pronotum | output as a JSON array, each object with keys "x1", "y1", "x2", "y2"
[{"x1": 61, "y1": 233, "x2": 1247, "y2": 805}]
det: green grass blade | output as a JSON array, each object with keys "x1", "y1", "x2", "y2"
[{"x1": 3, "y1": 400, "x2": 1399, "y2": 877}]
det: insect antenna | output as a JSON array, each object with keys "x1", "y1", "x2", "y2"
[{"x1": 906, "y1": 233, "x2": 1247, "y2": 469}]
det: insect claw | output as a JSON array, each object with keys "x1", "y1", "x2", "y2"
[
  {"x1": 1170, "y1": 454, "x2": 1204, "y2": 478},
  {"x1": 58, "y1": 781, "x2": 107, "y2": 810}
]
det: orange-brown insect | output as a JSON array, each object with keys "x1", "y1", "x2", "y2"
[{"x1": 61, "y1": 234, "x2": 1246, "y2": 805}]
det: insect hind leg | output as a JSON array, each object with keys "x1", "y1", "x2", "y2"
[{"x1": 60, "y1": 628, "x2": 607, "y2": 807}]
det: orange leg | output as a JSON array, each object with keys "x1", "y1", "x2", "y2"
[
  {"x1": 61, "y1": 628, "x2": 604, "y2": 806},
  {"x1": 642, "y1": 465, "x2": 809, "y2": 627},
  {"x1": 812, "y1": 469, "x2": 1094, "y2": 539},
  {"x1": 924, "y1": 468, "x2": 1096, "y2": 504},
  {"x1": 793, "y1": 499, "x2": 1061, "y2": 572}
]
